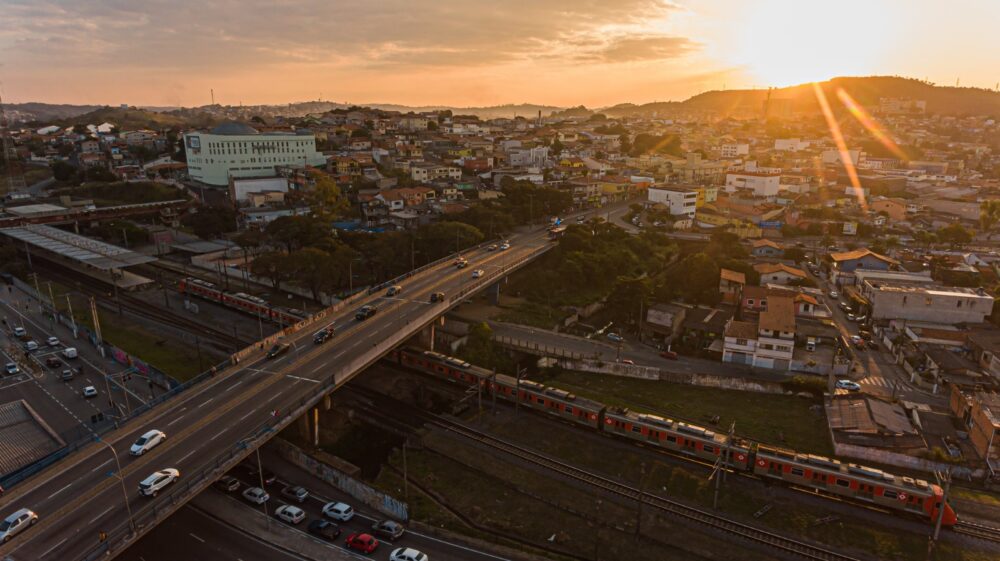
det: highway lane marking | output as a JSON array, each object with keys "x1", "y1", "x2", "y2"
[
  {"x1": 226, "y1": 380, "x2": 244, "y2": 392},
  {"x1": 189, "y1": 532, "x2": 206, "y2": 543},
  {"x1": 167, "y1": 414, "x2": 186, "y2": 426},
  {"x1": 310, "y1": 361, "x2": 328, "y2": 373},
  {"x1": 198, "y1": 397, "x2": 214, "y2": 408},
  {"x1": 238, "y1": 409, "x2": 256, "y2": 422},
  {"x1": 39, "y1": 537, "x2": 67, "y2": 559},
  {"x1": 209, "y1": 428, "x2": 227, "y2": 440},
  {"x1": 93, "y1": 458, "x2": 112, "y2": 473},
  {"x1": 178, "y1": 449, "x2": 199, "y2": 464},
  {"x1": 47, "y1": 482, "x2": 74, "y2": 499},
  {"x1": 87, "y1": 505, "x2": 114, "y2": 524},
  {"x1": 285, "y1": 375, "x2": 319, "y2": 383}
]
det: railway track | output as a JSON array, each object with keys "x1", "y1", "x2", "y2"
[
  {"x1": 346, "y1": 386, "x2": 860, "y2": 561},
  {"x1": 954, "y1": 520, "x2": 1000, "y2": 543}
]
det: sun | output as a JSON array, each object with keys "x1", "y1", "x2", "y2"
[{"x1": 721, "y1": 0, "x2": 899, "y2": 87}]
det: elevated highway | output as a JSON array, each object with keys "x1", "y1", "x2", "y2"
[{"x1": 0, "y1": 223, "x2": 559, "y2": 561}]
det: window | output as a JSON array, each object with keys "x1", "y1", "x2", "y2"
[
  {"x1": 747, "y1": 299, "x2": 755, "y2": 306},
  {"x1": 883, "y1": 489, "x2": 898, "y2": 499},
  {"x1": 835, "y1": 479, "x2": 850, "y2": 488},
  {"x1": 666, "y1": 435, "x2": 677, "y2": 443},
  {"x1": 736, "y1": 338, "x2": 748, "y2": 346},
  {"x1": 703, "y1": 445, "x2": 715, "y2": 454},
  {"x1": 790, "y1": 467, "x2": 804, "y2": 476},
  {"x1": 631, "y1": 425, "x2": 643, "y2": 433}
]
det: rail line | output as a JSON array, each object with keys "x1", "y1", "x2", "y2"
[
  {"x1": 954, "y1": 520, "x2": 1000, "y2": 543},
  {"x1": 345, "y1": 386, "x2": 860, "y2": 561}
]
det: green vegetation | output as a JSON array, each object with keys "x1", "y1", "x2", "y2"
[
  {"x1": 55, "y1": 181, "x2": 186, "y2": 206},
  {"x1": 453, "y1": 178, "x2": 573, "y2": 236},
  {"x1": 536, "y1": 369, "x2": 832, "y2": 455},
  {"x1": 455, "y1": 322, "x2": 514, "y2": 373}
]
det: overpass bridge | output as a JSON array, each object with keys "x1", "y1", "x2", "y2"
[{"x1": 0, "y1": 221, "x2": 559, "y2": 561}]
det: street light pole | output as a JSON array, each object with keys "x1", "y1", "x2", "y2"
[{"x1": 96, "y1": 437, "x2": 135, "y2": 533}]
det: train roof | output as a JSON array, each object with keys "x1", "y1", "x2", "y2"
[
  {"x1": 608, "y1": 408, "x2": 751, "y2": 448},
  {"x1": 756, "y1": 445, "x2": 933, "y2": 493}
]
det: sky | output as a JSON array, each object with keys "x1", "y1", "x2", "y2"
[{"x1": 1, "y1": 0, "x2": 998, "y2": 108}]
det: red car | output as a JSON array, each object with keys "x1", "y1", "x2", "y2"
[
  {"x1": 345, "y1": 533, "x2": 379, "y2": 554},
  {"x1": 659, "y1": 350, "x2": 678, "y2": 360}
]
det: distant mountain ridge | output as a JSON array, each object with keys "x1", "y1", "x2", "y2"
[{"x1": 9, "y1": 76, "x2": 1000, "y2": 126}]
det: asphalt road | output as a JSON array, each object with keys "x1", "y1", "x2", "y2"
[{"x1": 0, "y1": 220, "x2": 560, "y2": 561}]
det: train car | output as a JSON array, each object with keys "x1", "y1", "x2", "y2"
[
  {"x1": 602, "y1": 409, "x2": 751, "y2": 470},
  {"x1": 753, "y1": 445, "x2": 957, "y2": 525},
  {"x1": 396, "y1": 349, "x2": 481, "y2": 385},
  {"x1": 177, "y1": 277, "x2": 304, "y2": 325},
  {"x1": 493, "y1": 376, "x2": 603, "y2": 430}
]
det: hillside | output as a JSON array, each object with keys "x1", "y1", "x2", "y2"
[
  {"x1": 6, "y1": 103, "x2": 103, "y2": 123},
  {"x1": 604, "y1": 77, "x2": 1000, "y2": 118},
  {"x1": 55, "y1": 106, "x2": 220, "y2": 130}
]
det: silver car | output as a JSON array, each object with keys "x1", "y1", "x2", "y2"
[{"x1": 0, "y1": 508, "x2": 38, "y2": 542}]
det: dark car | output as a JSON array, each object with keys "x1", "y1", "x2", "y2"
[
  {"x1": 266, "y1": 343, "x2": 290, "y2": 359},
  {"x1": 867, "y1": 340, "x2": 879, "y2": 350},
  {"x1": 345, "y1": 533, "x2": 379, "y2": 554},
  {"x1": 280, "y1": 485, "x2": 309, "y2": 503},
  {"x1": 308, "y1": 519, "x2": 341, "y2": 541},
  {"x1": 659, "y1": 350, "x2": 678, "y2": 360},
  {"x1": 60, "y1": 369, "x2": 74, "y2": 382},
  {"x1": 45, "y1": 357, "x2": 62, "y2": 368},
  {"x1": 215, "y1": 476, "x2": 240, "y2": 492},
  {"x1": 355, "y1": 305, "x2": 377, "y2": 321},
  {"x1": 371, "y1": 519, "x2": 405, "y2": 540},
  {"x1": 240, "y1": 463, "x2": 278, "y2": 486},
  {"x1": 429, "y1": 292, "x2": 445, "y2": 303},
  {"x1": 313, "y1": 327, "x2": 334, "y2": 344}
]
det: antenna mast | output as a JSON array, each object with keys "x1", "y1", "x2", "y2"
[{"x1": 0, "y1": 93, "x2": 27, "y2": 195}]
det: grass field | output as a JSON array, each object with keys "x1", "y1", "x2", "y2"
[
  {"x1": 22, "y1": 167, "x2": 53, "y2": 185},
  {"x1": 536, "y1": 369, "x2": 834, "y2": 455}
]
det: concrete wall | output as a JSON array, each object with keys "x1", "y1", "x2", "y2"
[
  {"x1": 557, "y1": 358, "x2": 787, "y2": 394},
  {"x1": 831, "y1": 441, "x2": 978, "y2": 480}
]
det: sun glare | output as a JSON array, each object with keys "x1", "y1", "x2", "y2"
[{"x1": 724, "y1": 0, "x2": 898, "y2": 87}]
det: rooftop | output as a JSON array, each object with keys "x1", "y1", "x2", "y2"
[
  {"x1": 0, "y1": 224, "x2": 156, "y2": 270},
  {"x1": 209, "y1": 121, "x2": 260, "y2": 136},
  {"x1": 759, "y1": 296, "x2": 796, "y2": 333}
]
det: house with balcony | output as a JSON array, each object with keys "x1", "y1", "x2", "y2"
[{"x1": 723, "y1": 296, "x2": 796, "y2": 370}]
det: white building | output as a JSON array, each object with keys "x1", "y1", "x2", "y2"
[
  {"x1": 860, "y1": 282, "x2": 994, "y2": 325},
  {"x1": 184, "y1": 122, "x2": 326, "y2": 186},
  {"x1": 725, "y1": 172, "x2": 781, "y2": 198},
  {"x1": 773, "y1": 138, "x2": 810, "y2": 152},
  {"x1": 822, "y1": 149, "x2": 861, "y2": 166},
  {"x1": 647, "y1": 187, "x2": 697, "y2": 217},
  {"x1": 410, "y1": 163, "x2": 462, "y2": 182},
  {"x1": 229, "y1": 177, "x2": 290, "y2": 204},
  {"x1": 720, "y1": 143, "x2": 749, "y2": 158},
  {"x1": 722, "y1": 296, "x2": 796, "y2": 370},
  {"x1": 507, "y1": 146, "x2": 549, "y2": 167}
]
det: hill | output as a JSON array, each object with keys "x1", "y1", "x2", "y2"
[
  {"x1": 6, "y1": 103, "x2": 103, "y2": 124},
  {"x1": 602, "y1": 76, "x2": 1000, "y2": 118},
  {"x1": 55, "y1": 106, "x2": 220, "y2": 130}
]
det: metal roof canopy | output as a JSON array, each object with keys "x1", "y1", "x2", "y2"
[{"x1": 1, "y1": 224, "x2": 156, "y2": 270}]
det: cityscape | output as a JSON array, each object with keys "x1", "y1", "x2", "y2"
[{"x1": 1, "y1": 2, "x2": 1000, "y2": 561}]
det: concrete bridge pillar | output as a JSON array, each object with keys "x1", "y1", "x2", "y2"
[
  {"x1": 488, "y1": 280, "x2": 501, "y2": 306},
  {"x1": 297, "y1": 411, "x2": 310, "y2": 443},
  {"x1": 417, "y1": 316, "x2": 446, "y2": 350},
  {"x1": 323, "y1": 394, "x2": 332, "y2": 411}
]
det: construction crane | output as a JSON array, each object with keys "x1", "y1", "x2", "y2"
[{"x1": 0, "y1": 93, "x2": 27, "y2": 196}]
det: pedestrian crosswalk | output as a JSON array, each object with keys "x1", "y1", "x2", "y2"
[{"x1": 859, "y1": 375, "x2": 893, "y2": 388}]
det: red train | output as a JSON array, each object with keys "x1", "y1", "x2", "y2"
[
  {"x1": 177, "y1": 277, "x2": 305, "y2": 325},
  {"x1": 389, "y1": 347, "x2": 957, "y2": 526}
]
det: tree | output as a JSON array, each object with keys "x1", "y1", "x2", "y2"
[
  {"x1": 980, "y1": 200, "x2": 1000, "y2": 237},
  {"x1": 181, "y1": 206, "x2": 237, "y2": 239},
  {"x1": 416, "y1": 222, "x2": 484, "y2": 261},
  {"x1": 265, "y1": 215, "x2": 330, "y2": 253},
  {"x1": 550, "y1": 139, "x2": 565, "y2": 156},
  {"x1": 51, "y1": 161, "x2": 76, "y2": 182},
  {"x1": 605, "y1": 276, "x2": 651, "y2": 329},
  {"x1": 456, "y1": 322, "x2": 512, "y2": 373},
  {"x1": 938, "y1": 223, "x2": 973, "y2": 247},
  {"x1": 250, "y1": 251, "x2": 293, "y2": 289},
  {"x1": 84, "y1": 166, "x2": 117, "y2": 182},
  {"x1": 303, "y1": 170, "x2": 349, "y2": 223},
  {"x1": 72, "y1": 124, "x2": 88, "y2": 134},
  {"x1": 233, "y1": 229, "x2": 267, "y2": 256},
  {"x1": 288, "y1": 247, "x2": 339, "y2": 300},
  {"x1": 783, "y1": 247, "x2": 806, "y2": 263}
]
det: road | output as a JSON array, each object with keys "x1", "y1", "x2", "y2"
[{"x1": 0, "y1": 221, "x2": 559, "y2": 561}]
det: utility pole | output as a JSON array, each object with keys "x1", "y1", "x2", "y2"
[
  {"x1": 112, "y1": 273, "x2": 122, "y2": 315},
  {"x1": 402, "y1": 440, "x2": 409, "y2": 500},
  {"x1": 90, "y1": 297, "x2": 103, "y2": 347},
  {"x1": 491, "y1": 368, "x2": 497, "y2": 415},
  {"x1": 65, "y1": 294, "x2": 77, "y2": 338},
  {"x1": 635, "y1": 461, "x2": 646, "y2": 536},
  {"x1": 713, "y1": 421, "x2": 735, "y2": 509},
  {"x1": 46, "y1": 282, "x2": 56, "y2": 328},
  {"x1": 31, "y1": 273, "x2": 42, "y2": 313},
  {"x1": 932, "y1": 468, "x2": 952, "y2": 543}
]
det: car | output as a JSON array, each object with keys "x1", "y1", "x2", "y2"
[
  {"x1": 846, "y1": 313, "x2": 857, "y2": 322},
  {"x1": 45, "y1": 357, "x2": 61, "y2": 368},
  {"x1": 82, "y1": 386, "x2": 98, "y2": 398},
  {"x1": 372, "y1": 519, "x2": 406, "y2": 539},
  {"x1": 313, "y1": 327, "x2": 334, "y2": 344},
  {"x1": 659, "y1": 350, "x2": 678, "y2": 360},
  {"x1": 851, "y1": 337, "x2": 866, "y2": 350},
  {"x1": 620, "y1": 359, "x2": 635, "y2": 365},
  {"x1": 60, "y1": 369, "x2": 74, "y2": 381},
  {"x1": 499, "y1": 242, "x2": 510, "y2": 250},
  {"x1": 4, "y1": 363, "x2": 18, "y2": 375},
  {"x1": 838, "y1": 301, "x2": 850, "y2": 311},
  {"x1": 62, "y1": 347, "x2": 78, "y2": 359},
  {"x1": 322, "y1": 501, "x2": 355, "y2": 521},
  {"x1": 280, "y1": 485, "x2": 309, "y2": 503},
  {"x1": 266, "y1": 343, "x2": 290, "y2": 359},
  {"x1": 215, "y1": 476, "x2": 240, "y2": 492},
  {"x1": 867, "y1": 340, "x2": 879, "y2": 350},
  {"x1": 138, "y1": 468, "x2": 180, "y2": 497},
  {"x1": 274, "y1": 505, "x2": 306, "y2": 525},
  {"x1": 454, "y1": 258, "x2": 468, "y2": 269},
  {"x1": 858, "y1": 330, "x2": 872, "y2": 341},
  {"x1": 240, "y1": 463, "x2": 278, "y2": 485},
  {"x1": 390, "y1": 548, "x2": 428, "y2": 561},
  {"x1": 836, "y1": 380, "x2": 862, "y2": 392},
  {"x1": 487, "y1": 244, "x2": 497, "y2": 251},
  {"x1": 345, "y1": 533, "x2": 379, "y2": 554},
  {"x1": 12, "y1": 326, "x2": 26, "y2": 338},
  {"x1": 854, "y1": 315, "x2": 867, "y2": 323},
  {"x1": 355, "y1": 305, "x2": 377, "y2": 321},
  {"x1": 0, "y1": 508, "x2": 38, "y2": 543},
  {"x1": 606, "y1": 333, "x2": 623, "y2": 343},
  {"x1": 242, "y1": 486, "x2": 270, "y2": 504},
  {"x1": 308, "y1": 519, "x2": 341, "y2": 540},
  {"x1": 130, "y1": 429, "x2": 166, "y2": 456},
  {"x1": 46, "y1": 336, "x2": 59, "y2": 347},
  {"x1": 471, "y1": 269, "x2": 484, "y2": 279},
  {"x1": 576, "y1": 216, "x2": 585, "y2": 223},
  {"x1": 22, "y1": 340, "x2": 37, "y2": 352},
  {"x1": 429, "y1": 292, "x2": 445, "y2": 303},
  {"x1": 828, "y1": 291, "x2": 839, "y2": 299},
  {"x1": 386, "y1": 285, "x2": 402, "y2": 297}
]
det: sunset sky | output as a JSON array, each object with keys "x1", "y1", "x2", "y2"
[{"x1": 1, "y1": 0, "x2": 997, "y2": 108}]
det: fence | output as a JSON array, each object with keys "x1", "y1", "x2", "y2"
[{"x1": 274, "y1": 439, "x2": 408, "y2": 520}]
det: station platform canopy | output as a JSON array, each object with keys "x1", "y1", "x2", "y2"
[{"x1": 0, "y1": 224, "x2": 156, "y2": 270}]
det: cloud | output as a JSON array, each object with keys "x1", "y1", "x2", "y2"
[{"x1": 579, "y1": 35, "x2": 697, "y2": 63}]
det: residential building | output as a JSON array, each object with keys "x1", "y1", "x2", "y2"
[
  {"x1": 676, "y1": 153, "x2": 726, "y2": 184},
  {"x1": 648, "y1": 186, "x2": 697, "y2": 217},
  {"x1": 184, "y1": 122, "x2": 325, "y2": 186},
  {"x1": 722, "y1": 320, "x2": 758, "y2": 365},
  {"x1": 860, "y1": 282, "x2": 994, "y2": 324},
  {"x1": 751, "y1": 239, "x2": 783, "y2": 257},
  {"x1": 725, "y1": 172, "x2": 781, "y2": 198},
  {"x1": 753, "y1": 297, "x2": 796, "y2": 370},
  {"x1": 773, "y1": 138, "x2": 810, "y2": 152},
  {"x1": 644, "y1": 303, "x2": 687, "y2": 345},
  {"x1": 719, "y1": 268, "x2": 745, "y2": 304},
  {"x1": 950, "y1": 388, "x2": 1000, "y2": 474},
  {"x1": 870, "y1": 198, "x2": 908, "y2": 221},
  {"x1": 411, "y1": 163, "x2": 462, "y2": 182},
  {"x1": 827, "y1": 248, "x2": 898, "y2": 274},
  {"x1": 753, "y1": 263, "x2": 807, "y2": 285},
  {"x1": 720, "y1": 143, "x2": 749, "y2": 158}
]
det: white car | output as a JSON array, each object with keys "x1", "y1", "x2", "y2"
[
  {"x1": 130, "y1": 429, "x2": 166, "y2": 456},
  {"x1": 391, "y1": 548, "x2": 429, "y2": 561},
  {"x1": 23, "y1": 341, "x2": 37, "y2": 352},
  {"x1": 471, "y1": 269, "x2": 484, "y2": 279},
  {"x1": 4, "y1": 363, "x2": 19, "y2": 375},
  {"x1": 836, "y1": 380, "x2": 862, "y2": 392},
  {"x1": 322, "y1": 501, "x2": 354, "y2": 521},
  {"x1": 243, "y1": 486, "x2": 270, "y2": 504},
  {"x1": 12, "y1": 327, "x2": 25, "y2": 338},
  {"x1": 828, "y1": 290, "x2": 839, "y2": 299},
  {"x1": 274, "y1": 505, "x2": 306, "y2": 525},
  {"x1": 0, "y1": 508, "x2": 38, "y2": 543},
  {"x1": 499, "y1": 242, "x2": 510, "y2": 250},
  {"x1": 46, "y1": 336, "x2": 60, "y2": 347},
  {"x1": 82, "y1": 386, "x2": 98, "y2": 398},
  {"x1": 138, "y1": 468, "x2": 180, "y2": 497}
]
